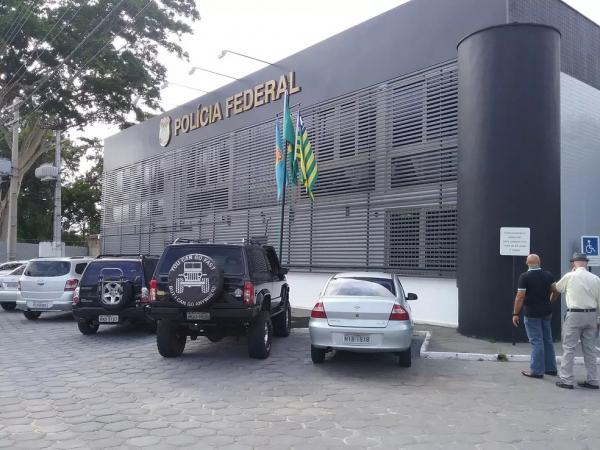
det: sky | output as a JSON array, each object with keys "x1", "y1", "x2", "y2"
[{"x1": 83, "y1": 0, "x2": 600, "y2": 144}]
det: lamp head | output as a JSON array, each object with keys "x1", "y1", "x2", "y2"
[
  {"x1": 188, "y1": 67, "x2": 196, "y2": 75},
  {"x1": 217, "y1": 50, "x2": 227, "y2": 59}
]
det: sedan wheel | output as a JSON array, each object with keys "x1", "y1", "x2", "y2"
[
  {"x1": 398, "y1": 348, "x2": 412, "y2": 367},
  {"x1": 24, "y1": 311, "x2": 41, "y2": 320},
  {"x1": 311, "y1": 345, "x2": 326, "y2": 364},
  {"x1": 0, "y1": 301, "x2": 16, "y2": 311}
]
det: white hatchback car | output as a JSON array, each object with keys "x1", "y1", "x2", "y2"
[
  {"x1": 0, "y1": 260, "x2": 28, "y2": 276},
  {"x1": 309, "y1": 272, "x2": 417, "y2": 367},
  {"x1": 17, "y1": 257, "x2": 93, "y2": 320},
  {"x1": 0, "y1": 264, "x2": 26, "y2": 311}
]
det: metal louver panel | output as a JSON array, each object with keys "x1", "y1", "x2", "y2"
[{"x1": 101, "y1": 61, "x2": 458, "y2": 277}]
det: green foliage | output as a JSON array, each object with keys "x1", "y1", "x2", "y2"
[
  {"x1": 62, "y1": 138, "x2": 103, "y2": 236},
  {"x1": 0, "y1": 0, "x2": 199, "y2": 128},
  {"x1": 16, "y1": 136, "x2": 103, "y2": 243}
]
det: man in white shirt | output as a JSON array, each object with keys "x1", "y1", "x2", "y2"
[{"x1": 553, "y1": 253, "x2": 600, "y2": 390}]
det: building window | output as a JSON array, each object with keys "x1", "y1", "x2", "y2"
[
  {"x1": 390, "y1": 145, "x2": 457, "y2": 189},
  {"x1": 385, "y1": 206, "x2": 457, "y2": 276}
]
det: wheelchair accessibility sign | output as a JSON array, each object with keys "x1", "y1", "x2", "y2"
[{"x1": 581, "y1": 236, "x2": 599, "y2": 257}]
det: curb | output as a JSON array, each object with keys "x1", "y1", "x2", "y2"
[{"x1": 416, "y1": 330, "x2": 600, "y2": 365}]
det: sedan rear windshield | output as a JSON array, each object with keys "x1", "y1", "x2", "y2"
[
  {"x1": 324, "y1": 277, "x2": 396, "y2": 297},
  {"x1": 158, "y1": 246, "x2": 244, "y2": 276},
  {"x1": 25, "y1": 261, "x2": 70, "y2": 277},
  {"x1": 81, "y1": 261, "x2": 143, "y2": 286}
]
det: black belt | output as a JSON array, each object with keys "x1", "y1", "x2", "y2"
[{"x1": 567, "y1": 308, "x2": 596, "y2": 312}]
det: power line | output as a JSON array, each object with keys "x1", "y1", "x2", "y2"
[
  {"x1": 22, "y1": 0, "x2": 155, "y2": 128},
  {"x1": 0, "y1": 1, "x2": 29, "y2": 45},
  {"x1": 0, "y1": 2, "x2": 85, "y2": 100},
  {"x1": 17, "y1": 0, "x2": 129, "y2": 117},
  {"x1": 0, "y1": 1, "x2": 37, "y2": 56}
]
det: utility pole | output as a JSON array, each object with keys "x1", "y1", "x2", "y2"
[
  {"x1": 6, "y1": 98, "x2": 20, "y2": 261},
  {"x1": 53, "y1": 130, "x2": 61, "y2": 247}
]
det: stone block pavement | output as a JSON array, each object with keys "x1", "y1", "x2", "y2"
[{"x1": 1, "y1": 309, "x2": 599, "y2": 449}]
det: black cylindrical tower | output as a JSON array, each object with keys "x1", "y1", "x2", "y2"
[{"x1": 457, "y1": 24, "x2": 561, "y2": 341}]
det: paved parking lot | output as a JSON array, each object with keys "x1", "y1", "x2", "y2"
[{"x1": 1, "y1": 310, "x2": 599, "y2": 449}]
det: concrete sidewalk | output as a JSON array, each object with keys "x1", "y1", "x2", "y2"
[
  {"x1": 416, "y1": 323, "x2": 586, "y2": 357},
  {"x1": 293, "y1": 308, "x2": 600, "y2": 361}
]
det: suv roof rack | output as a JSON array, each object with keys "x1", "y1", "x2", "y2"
[
  {"x1": 172, "y1": 238, "x2": 212, "y2": 244},
  {"x1": 242, "y1": 236, "x2": 268, "y2": 246},
  {"x1": 95, "y1": 254, "x2": 160, "y2": 259}
]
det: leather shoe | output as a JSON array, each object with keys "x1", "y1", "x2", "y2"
[
  {"x1": 577, "y1": 381, "x2": 599, "y2": 390},
  {"x1": 521, "y1": 371, "x2": 543, "y2": 379},
  {"x1": 545, "y1": 371, "x2": 558, "y2": 376},
  {"x1": 556, "y1": 381, "x2": 574, "y2": 389}
]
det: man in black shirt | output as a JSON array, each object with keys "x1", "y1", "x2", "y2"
[{"x1": 512, "y1": 254, "x2": 558, "y2": 378}]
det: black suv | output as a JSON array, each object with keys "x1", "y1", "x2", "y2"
[
  {"x1": 146, "y1": 240, "x2": 291, "y2": 358},
  {"x1": 72, "y1": 255, "x2": 159, "y2": 335}
]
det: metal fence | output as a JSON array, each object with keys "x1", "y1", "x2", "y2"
[
  {"x1": 0, "y1": 242, "x2": 88, "y2": 262},
  {"x1": 101, "y1": 60, "x2": 458, "y2": 277}
]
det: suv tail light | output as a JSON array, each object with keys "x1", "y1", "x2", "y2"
[
  {"x1": 149, "y1": 279, "x2": 157, "y2": 302},
  {"x1": 243, "y1": 281, "x2": 254, "y2": 305},
  {"x1": 311, "y1": 302, "x2": 327, "y2": 319},
  {"x1": 72, "y1": 287, "x2": 80, "y2": 305},
  {"x1": 389, "y1": 304, "x2": 409, "y2": 321},
  {"x1": 64, "y1": 279, "x2": 78, "y2": 291}
]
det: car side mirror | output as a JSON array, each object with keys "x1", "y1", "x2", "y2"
[
  {"x1": 406, "y1": 293, "x2": 418, "y2": 301},
  {"x1": 279, "y1": 268, "x2": 289, "y2": 275}
]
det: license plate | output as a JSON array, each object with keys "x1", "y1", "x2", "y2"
[
  {"x1": 98, "y1": 315, "x2": 119, "y2": 323},
  {"x1": 344, "y1": 334, "x2": 371, "y2": 344},
  {"x1": 27, "y1": 301, "x2": 51, "y2": 309},
  {"x1": 187, "y1": 312, "x2": 210, "y2": 321}
]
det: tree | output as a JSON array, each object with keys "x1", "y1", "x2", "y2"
[
  {"x1": 62, "y1": 139, "x2": 103, "y2": 237},
  {"x1": 0, "y1": 0, "x2": 199, "y2": 239},
  {"x1": 12, "y1": 136, "x2": 100, "y2": 245}
]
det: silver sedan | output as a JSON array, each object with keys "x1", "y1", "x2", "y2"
[{"x1": 309, "y1": 272, "x2": 417, "y2": 367}]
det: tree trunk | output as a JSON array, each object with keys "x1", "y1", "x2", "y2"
[{"x1": 0, "y1": 126, "x2": 50, "y2": 241}]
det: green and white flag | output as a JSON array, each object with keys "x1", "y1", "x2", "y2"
[{"x1": 295, "y1": 112, "x2": 318, "y2": 200}]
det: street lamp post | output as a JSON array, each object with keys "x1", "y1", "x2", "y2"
[
  {"x1": 187, "y1": 66, "x2": 240, "y2": 81},
  {"x1": 35, "y1": 120, "x2": 65, "y2": 256},
  {"x1": 217, "y1": 49, "x2": 275, "y2": 67}
]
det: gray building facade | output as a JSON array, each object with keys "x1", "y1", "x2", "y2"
[{"x1": 102, "y1": 0, "x2": 600, "y2": 339}]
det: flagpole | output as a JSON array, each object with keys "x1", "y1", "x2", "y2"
[{"x1": 278, "y1": 140, "x2": 288, "y2": 260}]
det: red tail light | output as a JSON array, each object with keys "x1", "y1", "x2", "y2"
[
  {"x1": 243, "y1": 281, "x2": 254, "y2": 305},
  {"x1": 311, "y1": 302, "x2": 327, "y2": 319},
  {"x1": 389, "y1": 304, "x2": 409, "y2": 321},
  {"x1": 72, "y1": 287, "x2": 80, "y2": 305},
  {"x1": 149, "y1": 279, "x2": 157, "y2": 302},
  {"x1": 64, "y1": 279, "x2": 78, "y2": 291},
  {"x1": 17, "y1": 281, "x2": 21, "y2": 291}
]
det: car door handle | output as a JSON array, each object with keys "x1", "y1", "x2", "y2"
[{"x1": 36, "y1": 281, "x2": 45, "y2": 285}]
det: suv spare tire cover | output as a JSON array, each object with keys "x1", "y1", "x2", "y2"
[{"x1": 167, "y1": 253, "x2": 224, "y2": 308}]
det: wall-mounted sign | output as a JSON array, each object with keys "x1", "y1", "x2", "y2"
[
  {"x1": 581, "y1": 235, "x2": 600, "y2": 266},
  {"x1": 158, "y1": 71, "x2": 301, "y2": 146},
  {"x1": 500, "y1": 227, "x2": 530, "y2": 256},
  {"x1": 581, "y1": 235, "x2": 599, "y2": 257},
  {"x1": 158, "y1": 116, "x2": 172, "y2": 147}
]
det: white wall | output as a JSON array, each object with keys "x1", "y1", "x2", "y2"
[{"x1": 287, "y1": 271, "x2": 458, "y2": 327}]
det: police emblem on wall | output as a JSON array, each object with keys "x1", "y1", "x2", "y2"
[
  {"x1": 167, "y1": 254, "x2": 223, "y2": 307},
  {"x1": 158, "y1": 116, "x2": 172, "y2": 147}
]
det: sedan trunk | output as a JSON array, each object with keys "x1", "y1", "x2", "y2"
[{"x1": 322, "y1": 296, "x2": 394, "y2": 328}]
